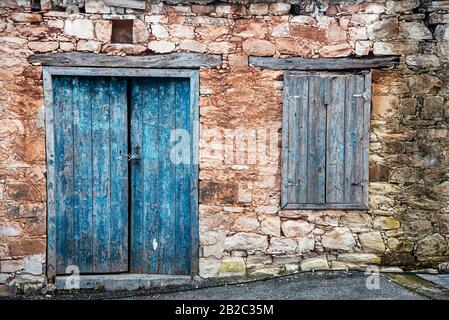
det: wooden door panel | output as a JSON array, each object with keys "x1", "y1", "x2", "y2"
[
  {"x1": 130, "y1": 78, "x2": 193, "y2": 275},
  {"x1": 54, "y1": 76, "x2": 128, "y2": 274}
]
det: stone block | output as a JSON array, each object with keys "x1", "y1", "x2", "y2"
[
  {"x1": 269, "y1": 2, "x2": 291, "y2": 15},
  {"x1": 242, "y1": 39, "x2": 275, "y2": 56},
  {"x1": 0, "y1": 223, "x2": 21, "y2": 237},
  {"x1": 373, "y1": 41, "x2": 419, "y2": 55},
  {"x1": 85, "y1": 0, "x2": 111, "y2": 14},
  {"x1": 355, "y1": 40, "x2": 372, "y2": 56},
  {"x1": 133, "y1": 19, "x2": 150, "y2": 44},
  {"x1": 275, "y1": 38, "x2": 311, "y2": 56},
  {"x1": 76, "y1": 40, "x2": 101, "y2": 53},
  {"x1": 373, "y1": 216, "x2": 400, "y2": 230},
  {"x1": 7, "y1": 239, "x2": 45, "y2": 257},
  {"x1": 337, "y1": 253, "x2": 381, "y2": 264},
  {"x1": 28, "y1": 41, "x2": 59, "y2": 52},
  {"x1": 249, "y1": 265, "x2": 281, "y2": 276},
  {"x1": 400, "y1": 21, "x2": 433, "y2": 40},
  {"x1": 321, "y1": 227, "x2": 356, "y2": 251},
  {"x1": 224, "y1": 233, "x2": 268, "y2": 252},
  {"x1": 200, "y1": 181, "x2": 238, "y2": 204},
  {"x1": 179, "y1": 40, "x2": 207, "y2": 53},
  {"x1": 281, "y1": 220, "x2": 314, "y2": 237},
  {"x1": 199, "y1": 258, "x2": 221, "y2": 278},
  {"x1": 0, "y1": 259, "x2": 24, "y2": 273},
  {"x1": 192, "y1": 5, "x2": 215, "y2": 15},
  {"x1": 392, "y1": 0, "x2": 420, "y2": 12},
  {"x1": 367, "y1": 18, "x2": 398, "y2": 40},
  {"x1": 423, "y1": 96, "x2": 444, "y2": 119},
  {"x1": 234, "y1": 19, "x2": 268, "y2": 38},
  {"x1": 233, "y1": 214, "x2": 259, "y2": 232},
  {"x1": 408, "y1": 74, "x2": 442, "y2": 94},
  {"x1": 297, "y1": 237, "x2": 315, "y2": 253},
  {"x1": 64, "y1": 19, "x2": 95, "y2": 39},
  {"x1": 416, "y1": 233, "x2": 447, "y2": 257},
  {"x1": 95, "y1": 20, "x2": 112, "y2": 43},
  {"x1": 169, "y1": 25, "x2": 194, "y2": 39},
  {"x1": 359, "y1": 232, "x2": 386, "y2": 254},
  {"x1": 246, "y1": 254, "x2": 272, "y2": 267},
  {"x1": 218, "y1": 257, "x2": 246, "y2": 277},
  {"x1": 0, "y1": 274, "x2": 10, "y2": 284},
  {"x1": 406, "y1": 54, "x2": 441, "y2": 69},
  {"x1": 259, "y1": 215, "x2": 280, "y2": 236},
  {"x1": 11, "y1": 13, "x2": 42, "y2": 23},
  {"x1": 268, "y1": 237, "x2": 297, "y2": 254},
  {"x1": 249, "y1": 3, "x2": 269, "y2": 15},
  {"x1": 24, "y1": 254, "x2": 44, "y2": 275},
  {"x1": 300, "y1": 256, "x2": 329, "y2": 271}
]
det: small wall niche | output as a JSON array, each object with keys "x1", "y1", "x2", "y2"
[
  {"x1": 31, "y1": 0, "x2": 41, "y2": 11},
  {"x1": 111, "y1": 19, "x2": 134, "y2": 44}
]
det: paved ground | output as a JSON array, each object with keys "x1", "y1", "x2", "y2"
[
  {"x1": 127, "y1": 271, "x2": 427, "y2": 300},
  {"x1": 417, "y1": 274, "x2": 449, "y2": 290}
]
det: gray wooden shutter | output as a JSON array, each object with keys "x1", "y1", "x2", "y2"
[{"x1": 281, "y1": 71, "x2": 371, "y2": 209}]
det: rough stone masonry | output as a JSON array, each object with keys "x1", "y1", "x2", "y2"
[{"x1": 1, "y1": 0, "x2": 449, "y2": 295}]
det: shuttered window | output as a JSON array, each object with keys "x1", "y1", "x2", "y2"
[{"x1": 281, "y1": 71, "x2": 371, "y2": 210}]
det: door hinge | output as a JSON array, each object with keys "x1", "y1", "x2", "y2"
[
  {"x1": 352, "y1": 181, "x2": 366, "y2": 187},
  {"x1": 353, "y1": 92, "x2": 369, "y2": 101}
]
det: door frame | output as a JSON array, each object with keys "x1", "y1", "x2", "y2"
[{"x1": 43, "y1": 67, "x2": 200, "y2": 282}]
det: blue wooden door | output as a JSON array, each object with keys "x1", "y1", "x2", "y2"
[
  {"x1": 53, "y1": 76, "x2": 129, "y2": 274},
  {"x1": 129, "y1": 78, "x2": 193, "y2": 275},
  {"x1": 53, "y1": 76, "x2": 195, "y2": 275}
]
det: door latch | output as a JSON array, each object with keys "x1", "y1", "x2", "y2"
[
  {"x1": 120, "y1": 144, "x2": 141, "y2": 162},
  {"x1": 353, "y1": 92, "x2": 369, "y2": 101}
]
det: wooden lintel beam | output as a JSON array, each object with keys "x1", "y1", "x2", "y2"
[
  {"x1": 249, "y1": 55, "x2": 400, "y2": 71},
  {"x1": 29, "y1": 52, "x2": 223, "y2": 69},
  {"x1": 425, "y1": 1, "x2": 449, "y2": 11},
  {"x1": 103, "y1": 0, "x2": 146, "y2": 10}
]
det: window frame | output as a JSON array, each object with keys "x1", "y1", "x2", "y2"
[{"x1": 280, "y1": 70, "x2": 371, "y2": 210}]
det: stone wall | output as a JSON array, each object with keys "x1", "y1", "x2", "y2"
[{"x1": 1, "y1": 0, "x2": 449, "y2": 294}]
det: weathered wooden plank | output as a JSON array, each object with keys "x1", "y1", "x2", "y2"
[
  {"x1": 326, "y1": 75, "x2": 346, "y2": 203},
  {"x1": 158, "y1": 79, "x2": 177, "y2": 274},
  {"x1": 104, "y1": 0, "x2": 145, "y2": 10},
  {"x1": 72, "y1": 77, "x2": 94, "y2": 272},
  {"x1": 43, "y1": 67, "x2": 57, "y2": 280},
  {"x1": 109, "y1": 77, "x2": 129, "y2": 272},
  {"x1": 175, "y1": 78, "x2": 192, "y2": 275},
  {"x1": 29, "y1": 52, "x2": 223, "y2": 69},
  {"x1": 249, "y1": 55, "x2": 400, "y2": 71},
  {"x1": 130, "y1": 79, "x2": 144, "y2": 273},
  {"x1": 344, "y1": 75, "x2": 366, "y2": 204},
  {"x1": 189, "y1": 71, "x2": 200, "y2": 275},
  {"x1": 283, "y1": 203, "x2": 369, "y2": 210},
  {"x1": 44, "y1": 67, "x2": 197, "y2": 79},
  {"x1": 280, "y1": 72, "x2": 291, "y2": 208},
  {"x1": 306, "y1": 76, "x2": 326, "y2": 204},
  {"x1": 91, "y1": 77, "x2": 111, "y2": 273},
  {"x1": 286, "y1": 75, "x2": 300, "y2": 204},
  {"x1": 352, "y1": 75, "x2": 366, "y2": 204},
  {"x1": 54, "y1": 76, "x2": 74, "y2": 275},
  {"x1": 284, "y1": 76, "x2": 309, "y2": 205},
  {"x1": 362, "y1": 72, "x2": 371, "y2": 209},
  {"x1": 296, "y1": 76, "x2": 309, "y2": 204},
  {"x1": 142, "y1": 78, "x2": 160, "y2": 274}
]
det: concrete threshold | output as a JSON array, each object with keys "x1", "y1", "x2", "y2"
[{"x1": 55, "y1": 274, "x2": 192, "y2": 291}]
